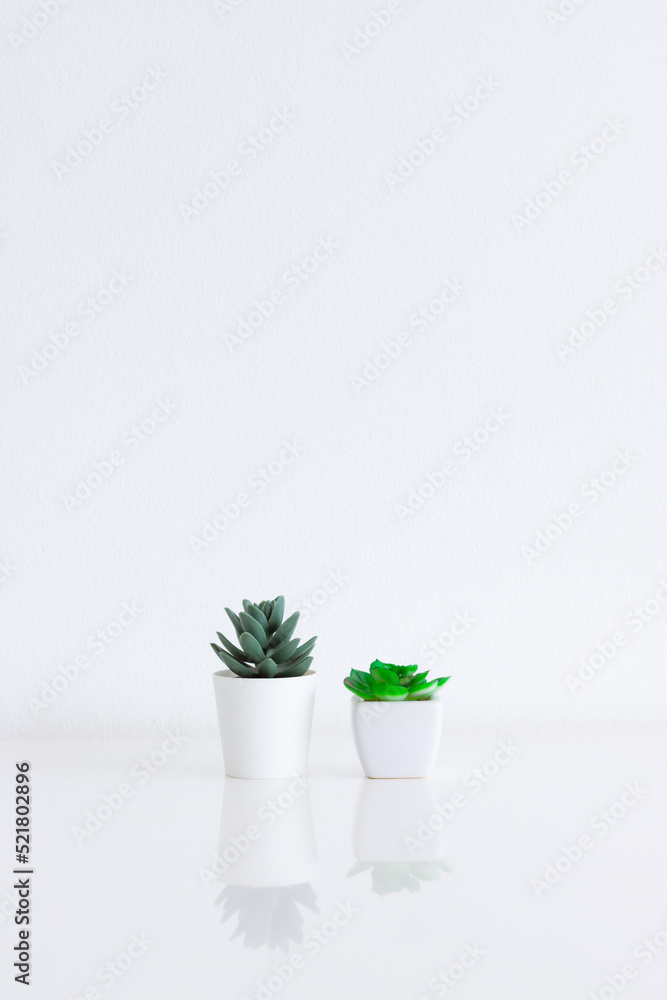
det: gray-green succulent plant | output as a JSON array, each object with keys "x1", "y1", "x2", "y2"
[{"x1": 211, "y1": 596, "x2": 316, "y2": 678}]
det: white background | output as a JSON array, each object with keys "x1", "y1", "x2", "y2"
[{"x1": 2, "y1": 0, "x2": 667, "y2": 741}]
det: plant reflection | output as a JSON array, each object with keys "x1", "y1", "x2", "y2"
[
  {"x1": 347, "y1": 858, "x2": 452, "y2": 895},
  {"x1": 215, "y1": 882, "x2": 319, "y2": 951}
]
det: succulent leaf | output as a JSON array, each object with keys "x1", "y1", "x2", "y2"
[
  {"x1": 258, "y1": 657, "x2": 278, "y2": 677},
  {"x1": 269, "y1": 596, "x2": 285, "y2": 630},
  {"x1": 269, "y1": 611, "x2": 299, "y2": 647},
  {"x1": 370, "y1": 664, "x2": 400, "y2": 686},
  {"x1": 277, "y1": 656, "x2": 312, "y2": 677},
  {"x1": 224, "y1": 607, "x2": 244, "y2": 638},
  {"x1": 405, "y1": 671, "x2": 428, "y2": 688},
  {"x1": 212, "y1": 646, "x2": 257, "y2": 676},
  {"x1": 405, "y1": 679, "x2": 439, "y2": 699},
  {"x1": 239, "y1": 631, "x2": 266, "y2": 663},
  {"x1": 216, "y1": 632, "x2": 246, "y2": 662},
  {"x1": 292, "y1": 636, "x2": 317, "y2": 659},
  {"x1": 270, "y1": 637, "x2": 300, "y2": 664},
  {"x1": 239, "y1": 612, "x2": 267, "y2": 648},
  {"x1": 369, "y1": 681, "x2": 408, "y2": 700},
  {"x1": 246, "y1": 603, "x2": 270, "y2": 632},
  {"x1": 286, "y1": 649, "x2": 312, "y2": 670},
  {"x1": 344, "y1": 677, "x2": 375, "y2": 699}
]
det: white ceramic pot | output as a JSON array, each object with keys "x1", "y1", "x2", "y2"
[
  {"x1": 351, "y1": 695, "x2": 443, "y2": 778},
  {"x1": 213, "y1": 670, "x2": 317, "y2": 779}
]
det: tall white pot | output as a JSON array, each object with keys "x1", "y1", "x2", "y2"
[{"x1": 213, "y1": 669, "x2": 317, "y2": 779}]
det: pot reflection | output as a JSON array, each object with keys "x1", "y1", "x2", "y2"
[
  {"x1": 349, "y1": 777, "x2": 452, "y2": 895},
  {"x1": 215, "y1": 776, "x2": 319, "y2": 950}
]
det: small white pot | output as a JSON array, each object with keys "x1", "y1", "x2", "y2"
[
  {"x1": 351, "y1": 695, "x2": 443, "y2": 778},
  {"x1": 213, "y1": 670, "x2": 317, "y2": 779}
]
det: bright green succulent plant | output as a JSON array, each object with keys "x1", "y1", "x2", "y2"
[
  {"x1": 211, "y1": 596, "x2": 316, "y2": 678},
  {"x1": 343, "y1": 659, "x2": 450, "y2": 701}
]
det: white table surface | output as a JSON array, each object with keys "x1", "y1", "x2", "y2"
[{"x1": 1, "y1": 730, "x2": 666, "y2": 999}]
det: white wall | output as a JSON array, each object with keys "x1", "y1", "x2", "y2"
[{"x1": 2, "y1": 0, "x2": 666, "y2": 740}]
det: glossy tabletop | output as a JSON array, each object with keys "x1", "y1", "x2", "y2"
[{"x1": 2, "y1": 730, "x2": 666, "y2": 999}]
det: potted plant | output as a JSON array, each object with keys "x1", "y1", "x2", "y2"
[
  {"x1": 211, "y1": 596, "x2": 317, "y2": 779},
  {"x1": 344, "y1": 659, "x2": 450, "y2": 778}
]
